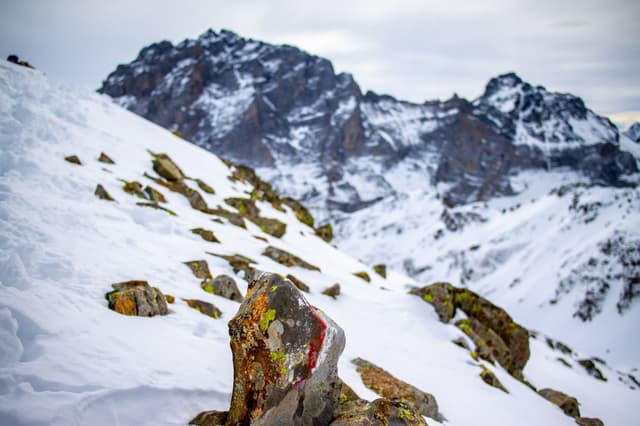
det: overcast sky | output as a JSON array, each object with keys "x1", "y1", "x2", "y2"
[{"x1": 1, "y1": 0, "x2": 639, "y2": 127}]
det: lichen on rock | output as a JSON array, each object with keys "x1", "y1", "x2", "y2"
[
  {"x1": 351, "y1": 357, "x2": 444, "y2": 421},
  {"x1": 105, "y1": 280, "x2": 168, "y2": 317},
  {"x1": 191, "y1": 227, "x2": 220, "y2": 243},
  {"x1": 323, "y1": 283, "x2": 341, "y2": 299},
  {"x1": 94, "y1": 184, "x2": 115, "y2": 201},
  {"x1": 538, "y1": 388, "x2": 580, "y2": 418},
  {"x1": 184, "y1": 298, "x2": 222, "y2": 319},
  {"x1": 411, "y1": 282, "x2": 530, "y2": 379},
  {"x1": 373, "y1": 264, "x2": 387, "y2": 278},
  {"x1": 353, "y1": 271, "x2": 371, "y2": 283},
  {"x1": 315, "y1": 223, "x2": 333, "y2": 243},
  {"x1": 184, "y1": 260, "x2": 212, "y2": 280},
  {"x1": 221, "y1": 272, "x2": 345, "y2": 425},
  {"x1": 201, "y1": 274, "x2": 243, "y2": 302},
  {"x1": 262, "y1": 246, "x2": 320, "y2": 271}
]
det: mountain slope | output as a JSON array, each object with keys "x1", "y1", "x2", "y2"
[{"x1": 1, "y1": 62, "x2": 638, "y2": 425}]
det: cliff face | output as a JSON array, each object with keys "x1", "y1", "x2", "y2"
[{"x1": 99, "y1": 30, "x2": 637, "y2": 212}]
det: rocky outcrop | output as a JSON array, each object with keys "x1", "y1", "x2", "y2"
[
  {"x1": 191, "y1": 227, "x2": 220, "y2": 243},
  {"x1": 331, "y1": 398, "x2": 426, "y2": 426},
  {"x1": 98, "y1": 152, "x2": 115, "y2": 164},
  {"x1": 373, "y1": 264, "x2": 386, "y2": 279},
  {"x1": 94, "y1": 184, "x2": 115, "y2": 201},
  {"x1": 323, "y1": 284, "x2": 341, "y2": 299},
  {"x1": 479, "y1": 366, "x2": 508, "y2": 393},
  {"x1": 351, "y1": 357, "x2": 444, "y2": 421},
  {"x1": 286, "y1": 274, "x2": 310, "y2": 293},
  {"x1": 315, "y1": 224, "x2": 333, "y2": 243},
  {"x1": 201, "y1": 275, "x2": 243, "y2": 302},
  {"x1": 184, "y1": 260, "x2": 212, "y2": 279},
  {"x1": 184, "y1": 298, "x2": 222, "y2": 319},
  {"x1": 352, "y1": 272, "x2": 370, "y2": 283},
  {"x1": 105, "y1": 280, "x2": 168, "y2": 316},
  {"x1": 262, "y1": 246, "x2": 320, "y2": 271},
  {"x1": 411, "y1": 282, "x2": 530, "y2": 379},
  {"x1": 209, "y1": 253, "x2": 256, "y2": 277},
  {"x1": 538, "y1": 388, "x2": 580, "y2": 418},
  {"x1": 223, "y1": 272, "x2": 345, "y2": 425},
  {"x1": 64, "y1": 154, "x2": 81, "y2": 165}
]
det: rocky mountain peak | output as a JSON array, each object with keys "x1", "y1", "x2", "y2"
[
  {"x1": 99, "y1": 29, "x2": 637, "y2": 213},
  {"x1": 625, "y1": 122, "x2": 640, "y2": 142}
]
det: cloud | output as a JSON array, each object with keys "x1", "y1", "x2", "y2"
[{"x1": 0, "y1": 0, "x2": 638, "y2": 116}]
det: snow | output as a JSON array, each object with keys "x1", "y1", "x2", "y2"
[{"x1": 1, "y1": 61, "x2": 638, "y2": 425}]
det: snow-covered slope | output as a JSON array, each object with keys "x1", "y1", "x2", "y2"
[
  {"x1": 1, "y1": 62, "x2": 637, "y2": 425},
  {"x1": 334, "y1": 170, "x2": 640, "y2": 366}
]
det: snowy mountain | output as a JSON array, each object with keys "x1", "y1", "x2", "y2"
[
  {"x1": 2, "y1": 59, "x2": 638, "y2": 425},
  {"x1": 624, "y1": 122, "x2": 640, "y2": 143},
  {"x1": 97, "y1": 28, "x2": 640, "y2": 365},
  {"x1": 98, "y1": 29, "x2": 637, "y2": 212}
]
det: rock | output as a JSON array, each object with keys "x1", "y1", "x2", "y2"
[
  {"x1": 189, "y1": 410, "x2": 227, "y2": 426},
  {"x1": 165, "y1": 294, "x2": 175, "y2": 304},
  {"x1": 373, "y1": 264, "x2": 387, "y2": 278},
  {"x1": 353, "y1": 271, "x2": 371, "y2": 283},
  {"x1": 184, "y1": 260, "x2": 212, "y2": 279},
  {"x1": 411, "y1": 282, "x2": 530, "y2": 379},
  {"x1": 105, "y1": 280, "x2": 168, "y2": 316},
  {"x1": 145, "y1": 172, "x2": 208, "y2": 211},
  {"x1": 538, "y1": 388, "x2": 581, "y2": 418},
  {"x1": 206, "y1": 207, "x2": 246, "y2": 228},
  {"x1": 282, "y1": 197, "x2": 314, "y2": 227},
  {"x1": 479, "y1": 366, "x2": 508, "y2": 393},
  {"x1": 262, "y1": 246, "x2": 320, "y2": 271},
  {"x1": 94, "y1": 184, "x2": 115, "y2": 201},
  {"x1": 323, "y1": 283, "x2": 341, "y2": 299},
  {"x1": 225, "y1": 272, "x2": 345, "y2": 425},
  {"x1": 248, "y1": 216, "x2": 287, "y2": 238},
  {"x1": 152, "y1": 153, "x2": 185, "y2": 181},
  {"x1": 331, "y1": 398, "x2": 426, "y2": 426},
  {"x1": 224, "y1": 197, "x2": 261, "y2": 217},
  {"x1": 451, "y1": 337, "x2": 470, "y2": 350},
  {"x1": 135, "y1": 202, "x2": 177, "y2": 216},
  {"x1": 184, "y1": 298, "x2": 222, "y2": 319},
  {"x1": 409, "y1": 282, "x2": 456, "y2": 323},
  {"x1": 286, "y1": 274, "x2": 310, "y2": 293},
  {"x1": 208, "y1": 253, "x2": 256, "y2": 277},
  {"x1": 144, "y1": 185, "x2": 167, "y2": 203},
  {"x1": 122, "y1": 180, "x2": 146, "y2": 198},
  {"x1": 315, "y1": 223, "x2": 333, "y2": 243},
  {"x1": 98, "y1": 152, "x2": 115, "y2": 164},
  {"x1": 577, "y1": 358, "x2": 607, "y2": 381},
  {"x1": 191, "y1": 227, "x2": 220, "y2": 243},
  {"x1": 351, "y1": 357, "x2": 444, "y2": 421},
  {"x1": 195, "y1": 178, "x2": 215, "y2": 194},
  {"x1": 201, "y1": 275, "x2": 243, "y2": 302},
  {"x1": 575, "y1": 417, "x2": 604, "y2": 426},
  {"x1": 64, "y1": 155, "x2": 81, "y2": 165}
]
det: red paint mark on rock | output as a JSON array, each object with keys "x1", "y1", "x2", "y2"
[{"x1": 306, "y1": 305, "x2": 327, "y2": 376}]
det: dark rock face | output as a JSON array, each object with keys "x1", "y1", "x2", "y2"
[
  {"x1": 224, "y1": 272, "x2": 345, "y2": 425},
  {"x1": 411, "y1": 282, "x2": 530, "y2": 379},
  {"x1": 99, "y1": 31, "x2": 637, "y2": 211}
]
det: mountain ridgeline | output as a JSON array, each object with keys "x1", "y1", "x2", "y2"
[{"x1": 98, "y1": 29, "x2": 637, "y2": 211}]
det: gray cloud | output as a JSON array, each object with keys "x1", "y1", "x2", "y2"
[{"x1": 1, "y1": 0, "x2": 638, "y2": 121}]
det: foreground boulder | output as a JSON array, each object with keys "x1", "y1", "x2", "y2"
[
  {"x1": 105, "y1": 280, "x2": 168, "y2": 316},
  {"x1": 351, "y1": 358, "x2": 444, "y2": 422},
  {"x1": 196, "y1": 272, "x2": 345, "y2": 425},
  {"x1": 411, "y1": 282, "x2": 530, "y2": 379}
]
